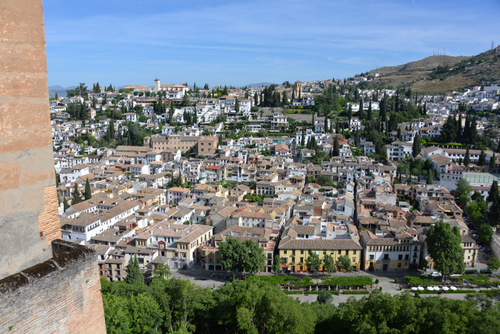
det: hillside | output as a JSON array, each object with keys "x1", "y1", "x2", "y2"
[{"x1": 366, "y1": 47, "x2": 500, "y2": 93}]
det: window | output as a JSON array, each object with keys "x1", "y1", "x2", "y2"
[
  {"x1": 369, "y1": 254, "x2": 374, "y2": 260},
  {"x1": 398, "y1": 254, "x2": 403, "y2": 260}
]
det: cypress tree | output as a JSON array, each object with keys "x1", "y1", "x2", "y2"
[
  {"x1": 490, "y1": 153, "x2": 497, "y2": 169},
  {"x1": 426, "y1": 170, "x2": 434, "y2": 184},
  {"x1": 84, "y1": 178, "x2": 92, "y2": 200},
  {"x1": 125, "y1": 255, "x2": 144, "y2": 285},
  {"x1": 63, "y1": 197, "x2": 69, "y2": 211},
  {"x1": 169, "y1": 102, "x2": 175, "y2": 123},
  {"x1": 282, "y1": 91, "x2": 288, "y2": 105},
  {"x1": 72, "y1": 183, "x2": 83, "y2": 205},
  {"x1": 367, "y1": 101, "x2": 372, "y2": 121},
  {"x1": 358, "y1": 99, "x2": 365, "y2": 120},
  {"x1": 478, "y1": 150, "x2": 486, "y2": 166},
  {"x1": 347, "y1": 105, "x2": 352, "y2": 125},
  {"x1": 332, "y1": 137, "x2": 340, "y2": 157},
  {"x1": 487, "y1": 180, "x2": 500, "y2": 226},
  {"x1": 235, "y1": 97, "x2": 240, "y2": 112},
  {"x1": 487, "y1": 180, "x2": 499, "y2": 203},
  {"x1": 412, "y1": 134, "x2": 421, "y2": 158},
  {"x1": 464, "y1": 148, "x2": 470, "y2": 166}
]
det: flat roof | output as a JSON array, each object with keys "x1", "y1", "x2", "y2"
[{"x1": 462, "y1": 172, "x2": 500, "y2": 185}]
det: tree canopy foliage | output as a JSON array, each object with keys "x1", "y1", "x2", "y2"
[
  {"x1": 219, "y1": 238, "x2": 266, "y2": 275},
  {"x1": 426, "y1": 221, "x2": 465, "y2": 278},
  {"x1": 102, "y1": 275, "x2": 500, "y2": 334}
]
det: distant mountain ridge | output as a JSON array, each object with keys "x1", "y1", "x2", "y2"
[
  {"x1": 49, "y1": 85, "x2": 74, "y2": 98},
  {"x1": 246, "y1": 82, "x2": 274, "y2": 88},
  {"x1": 365, "y1": 47, "x2": 500, "y2": 93}
]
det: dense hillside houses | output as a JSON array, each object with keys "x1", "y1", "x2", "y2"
[{"x1": 52, "y1": 79, "x2": 500, "y2": 282}]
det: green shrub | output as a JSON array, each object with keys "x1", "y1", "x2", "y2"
[
  {"x1": 283, "y1": 290, "x2": 303, "y2": 295},
  {"x1": 343, "y1": 291, "x2": 370, "y2": 295},
  {"x1": 404, "y1": 275, "x2": 440, "y2": 286},
  {"x1": 317, "y1": 291, "x2": 334, "y2": 304},
  {"x1": 417, "y1": 290, "x2": 441, "y2": 294},
  {"x1": 322, "y1": 276, "x2": 372, "y2": 286},
  {"x1": 444, "y1": 290, "x2": 476, "y2": 294},
  {"x1": 307, "y1": 290, "x2": 340, "y2": 295},
  {"x1": 479, "y1": 290, "x2": 500, "y2": 297}
]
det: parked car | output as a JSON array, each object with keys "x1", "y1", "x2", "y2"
[{"x1": 431, "y1": 272, "x2": 442, "y2": 277}]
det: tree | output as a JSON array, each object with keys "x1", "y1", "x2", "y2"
[
  {"x1": 125, "y1": 256, "x2": 144, "y2": 285},
  {"x1": 219, "y1": 238, "x2": 265, "y2": 277},
  {"x1": 464, "y1": 148, "x2": 470, "y2": 166},
  {"x1": 317, "y1": 291, "x2": 333, "y2": 304},
  {"x1": 487, "y1": 180, "x2": 499, "y2": 203},
  {"x1": 426, "y1": 170, "x2": 434, "y2": 184},
  {"x1": 478, "y1": 150, "x2": 486, "y2": 166},
  {"x1": 367, "y1": 101, "x2": 372, "y2": 121},
  {"x1": 153, "y1": 263, "x2": 171, "y2": 280},
  {"x1": 305, "y1": 251, "x2": 321, "y2": 274},
  {"x1": 168, "y1": 102, "x2": 175, "y2": 123},
  {"x1": 412, "y1": 134, "x2": 421, "y2": 158},
  {"x1": 84, "y1": 178, "x2": 92, "y2": 200},
  {"x1": 72, "y1": 183, "x2": 83, "y2": 205},
  {"x1": 487, "y1": 187, "x2": 500, "y2": 226},
  {"x1": 490, "y1": 153, "x2": 497, "y2": 169},
  {"x1": 336, "y1": 256, "x2": 352, "y2": 272},
  {"x1": 322, "y1": 254, "x2": 335, "y2": 273},
  {"x1": 426, "y1": 221, "x2": 465, "y2": 278},
  {"x1": 234, "y1": 97, "x2": 240, "y2": 112},
  {"x1": 209, "y1": 280, "x2": 315, "y2": 334},
  {"x1": 282, "y1": 90, "x2": 288, "y2": 105},
  {"x1": 272, "y1": 255, "x2": 281, "y2": 274},
  {"x1": 488, "y1": 254, "x2": 500, "y2": 272},
  {"x1": 93, "y1": 82, "x2": 101, "y2": 93},
  {"x1": 102, "y1": 294, "x2": 132, "y2": 334},
  {"x1": 127, "y1": 293, "x2": 164, "y2": 334},
  {"x1": 332, "y1": 137, "x2": 340, "y2": 157},
  {"x1": 456, "y1": 178, "x2": 472, "y2": 206},
  {"x1": 477, "y1": 223, "x2": 493, "y2": 244},
  {"x1": 181, "y1": 93, "x2": 190, "y2": 107},
  {"x1": 63, "y1": 197, "x2": 69, "y2": 211}
]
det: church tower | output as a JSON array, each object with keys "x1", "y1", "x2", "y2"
[
  {"x1": 294, "y1": 80, "x2": 303, "y2": 99},
  {"x1": 154, "y1": 78, "x2": 161, "y2": 93}
]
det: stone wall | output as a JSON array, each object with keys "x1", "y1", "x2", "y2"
[
  {"x1": 0, "y1": 0, "x2": 61, "y2": 279},
  {"x1": 0, "y1": 240, "x2": 106, "y2": 333}
]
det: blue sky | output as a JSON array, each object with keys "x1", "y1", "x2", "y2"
[{"x1": 43, "y1": 0, "x2": 500, "y2": 88}]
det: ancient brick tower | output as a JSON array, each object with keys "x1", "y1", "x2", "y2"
[{"x1": 0, "y1": 1, "x2": 106, "y2": 332}]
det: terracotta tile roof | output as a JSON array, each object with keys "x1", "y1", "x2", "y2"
[{"x1": 279, "y1": 238, "x2": 362, "y2": 250}]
